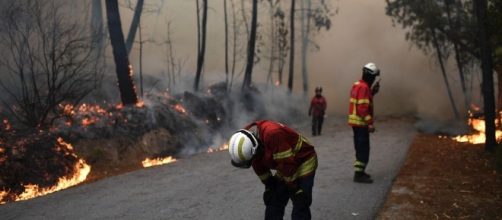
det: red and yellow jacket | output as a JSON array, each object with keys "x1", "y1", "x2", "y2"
[
  {"x1": 348, "y1": 80, "x2": 373, "y2": 127},
  {"x1": 245, "y1": 120, "x2": 317, "y2": 189}
]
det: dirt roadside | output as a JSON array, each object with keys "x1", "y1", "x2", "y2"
[{"x1": 378, "y1": 134, "x2": 502, "y2": 219}]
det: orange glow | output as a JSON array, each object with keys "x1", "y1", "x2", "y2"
[
  {"x1": 135, "y1": 100, "x2": 145, "y2": 108},
  {"x1": 2, "y1": 119, "x2": 11, "y2": 130},
  {"x1": 115, "y1": 103, "x2": 124, "y2": 110},
  {"x1": 81, "y1": 117, "x2": 96, "y2": 127},
  {"x1": 142, "y1": 156, "x2": 177, "y2": 168},
  {"x1": 0, "y1": 138, "x2": 91, "y2": 204},
  {"x1": 452, "y1": 114, "x2": 502, "y2": 144},
  {"x1": 207, "y1": 143, "x2": 229, "y2": 153},
  {"x1": 174, "y1": 104, "x2": 187, "y2": 114},
  {"x1": 275, "y1": 80, "x2": 280, "y2": 86}
]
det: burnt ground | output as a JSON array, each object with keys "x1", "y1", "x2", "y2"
[{"x1": 378, "y1": 134, "x2": 502, "y2": 219}]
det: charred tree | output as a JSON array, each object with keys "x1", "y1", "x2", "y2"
[
  {"x1": 431, "y1": 28, "x2": 460, "y2": 119},
  {"x1": 288, "y1": 0, "x2": 296, "y2": 92},
  {"x1": 0, "y1": 0, "x2": 98, "y2": 127},
  {"x1": 91, "y1": 0, "x2": 105, "y2": 88},
  {"x1": 105, "y1": 0, "x2": 139, "y2": 105},
  {"x1": 474, "y1": 0, "x2": 496, "y2": 152},
  {"x1": 194, "y1": 0, "x2": 208, "y2": 92},
  {"x1": 125, "y1": 0, "x2": 144, "y2": 56},
  {"x1": 242, "y1": 0, "x2": 258, "y2": 90},
  {"x1": 224, "y1": 0, "x2": 229, "y2": 87},
  {"x1": 300, "y1": 0, "x2": 310, "y2": 95}
]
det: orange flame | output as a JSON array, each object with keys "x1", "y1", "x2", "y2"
[
  {"x1": 275, "y1": 80, "x2": 280, "y2": 86},
  {"x1": 0, "y1": 138, "x2": 91, "y2": 204},
  {"x1": 136, "y1": 100, "x2": 145, "y2": 108},
  {"x1": 3, "y1": 119, "x2": 11, "y2": 130},
  {"x1": 142, "y1": 156, "x2": 177, "y2": 168},
  {"x1": 453, "y1": 115, "x2": 502, "y2": 144},
  {"x1": 207, "y1": 143, "x2": 229, "y2": 153},
  {"x1": 174, "y1": 104, "x2": 187, "y2": 114}
]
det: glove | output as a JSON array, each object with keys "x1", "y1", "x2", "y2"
[
  {"x1": 291, "y1": 189, "x2": 311, "y2": 208},
  {"x1": 368, "y1": 124, "x2": 376, "y2": 133},
  {"x1": 263, "y1": 188, "x2": 274, "y2": 206},
  {"x1": 263, "y1": 176, "x2": 278, "y2": 206}
]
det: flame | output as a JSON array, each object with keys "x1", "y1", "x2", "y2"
[
  {"x1": 0, "y1": 138, "x2": 91, "y2": 204},
  {"x1": 207, "y1": 143, "x2": 229, "y2": 153},
  {"x1": 174, "y1": 104, "x2": 187, "y2": 114},
  {"x1": 135, "y1": 100, "x2": 145, "y2": 108},
  {"x1": 115, "y1": 103, "x2": 124, "y2": 110},
  {"x1": 142, "y1": 156, "x2": 177, "y2": 168},
  {"x1": 3, "y1": 119, "x2": 11, "y2": 130},
  {"x1": 275, "y1": 80, "x2": 280, "y2": 86},
  {"x1": 453, "y1": 114, "x2": 502, "y2": 144}
]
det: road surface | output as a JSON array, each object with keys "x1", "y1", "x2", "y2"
[{"x1": 0, "y1": 117, "x2": 415, "y2": 220}]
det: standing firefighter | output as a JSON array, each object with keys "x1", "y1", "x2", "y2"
[
  {"x1": 228, "y1": 120, "x2": 317, "y2": 220},
  {"x1": 348, "y1": 63, "x2": 381, "y2": 183},
  {"x1": 308, "y1": 87, "x2": 327, "y2": 136}
]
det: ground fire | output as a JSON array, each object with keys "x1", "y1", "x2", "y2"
[
  {"x1": 452, "y1": 111, "x2": 502, "y2": 144},
  {"x1": 0, "y1": 137, "x2": 91, "y2": 204},
  {"x1": 142, "y1": 156, "x2": 178, "y2": 168}
]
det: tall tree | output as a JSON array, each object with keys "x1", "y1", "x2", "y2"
[
  {"x1": 224, "y1": 0, "x2": 230, "y2": 87},
  {"x1": 105, "y1": 0, "x2": 138, "y2": 105},
  {"x1": 300, "y1": 0, "x2": 310, "y2": 95},
  {"x1": 242, "y1": 0, "x2": 258, "y2": 90},
  {"x1": 91, "y1": 0, "x2": 105, "y2": 88},
  {"x1": 287, "y1": 0, "x2": 296, "y2": 92},
  {"x1": 125, "y1": 0, "x2": 144, "y2": 55},
  {"x1": 194, "y1": 0, "x2": 208, "y2": 91},
  {"x1": 474, "y1": 0, "x2": 496, "y2": 152}
]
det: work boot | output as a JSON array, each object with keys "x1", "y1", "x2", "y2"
[{"x1": 353, "y1": 172, "x2": 373, "y2": 183}]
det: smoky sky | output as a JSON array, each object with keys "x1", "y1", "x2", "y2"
[{"x1": 106, "y1": 0, "x2": 481, "y2": 120}]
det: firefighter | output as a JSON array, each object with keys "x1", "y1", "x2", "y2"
[
  {"x1": 308, "y1": 87, "x2": 327, "y2": 136},
  {"x1": 348, "y1": 62, "x2": 381, "y2": 184},
  {"x1": 228, "y1": 120, "x2": 317, "y2": 220}
]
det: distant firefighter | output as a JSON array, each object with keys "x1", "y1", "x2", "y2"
[
  {"x1": 308, "y1": 86, "x2": 327, "y2": 136},
  {"x1": 228, "y1": 120, "x2": 317, "y2": 220},
  {"x1": 348, "y1": 62, "x2": 381, "y2": 184}
]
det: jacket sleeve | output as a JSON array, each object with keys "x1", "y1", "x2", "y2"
[
  {"x1": 355, "y1": 86, "x2": 373, "y2": 125},
  {"x1": 252, "y1": 159, "x2": 272, "y2": 184},
  {"x1": 267, "y1": 132, "x2": 299, "y2": 190},
  {"x1": 308, "y1": 98, "x2": 314, "y2": 115}
]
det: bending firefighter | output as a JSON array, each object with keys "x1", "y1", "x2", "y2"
[
  {"x1": 228, "y1": 120, "x2": 318, "y2": 220},
  {"x1": 308, "y1": 87, "x2": 327, "y2": 136},
  {"x1": 348, "y1": 63, "x2": 381, "y2": 183}
]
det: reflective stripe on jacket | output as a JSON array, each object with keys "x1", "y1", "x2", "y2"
[
  {"x1": 348, "y1": 80, "x2": 373, "y2": 127},
  {"x1": 246, "y1": 120, "x2": 317, "y2": 189}
]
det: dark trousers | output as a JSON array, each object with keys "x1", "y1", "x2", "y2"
[
  {"x1": 265, "y1": 174, "x2": 315, "y2": 220},
  {"x1": 352, "y1": 127, "x2": 370, "y2": 173},
  {"x1": 311, "y1": 116, "x2": 324, "y2": 136}
]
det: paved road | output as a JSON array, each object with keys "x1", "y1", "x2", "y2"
[{"x1": 0, "y1": 117, "x2": 415, "y2": 220}]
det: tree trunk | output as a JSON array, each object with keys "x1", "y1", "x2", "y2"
[
  {"x1": 194, "y1": 0, "x2": 208, "y2": 91},
  {"x1": 139, "y1": 22, "x2": 144, "y2": 97},
  {"x1": 266, "y1": 1, "x2": 276, "y2": 89},
  {"x1": 474, "y1": 0, "x2": 496, "y2": 152},
  {"x1": 445, "y1": 0, "x2": 469, "y2": 113},
  {"x1": 242, "y1": 0, "x2": 258, "y2": 90},
  {"x1": 229, "y1": 0, "x2": 238, "y2": 91},
  {"x1": 91, "y1": 0, "x2": 105, "y2": 88},
  {"x1": 288, "y1": 0, "x2": 296, "y2": 92},
  {"x1": 125, "y1": 0, "x2": 144, "y2": 56},
  {"x1": 105, "y1": 0, "x2": 138, "y2": 105},
  {"x1": 224, "y1": 0, "x2": 229, "y2": 88},
  {"x1": 301, "y1": 0, "x2": 309, "y2": 95},
  {"x1": 431, "y1": 28, "x2": 460, "y2": 119}
]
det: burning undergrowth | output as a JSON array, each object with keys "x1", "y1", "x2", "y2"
[{"x1": 0, "y1": 83, "x2": 306, "y2": 204}]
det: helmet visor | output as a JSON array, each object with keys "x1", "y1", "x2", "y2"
[{"x1": 231, "y1": 159, "x2": 252, "y2": 169}]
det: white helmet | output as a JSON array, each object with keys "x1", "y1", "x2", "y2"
[
  {"x1": 228, "y1": 129, "x2": 259, "y2": 168},
  {"x1": 363, "y1": 62, "x2": 380, "y2": 76}
]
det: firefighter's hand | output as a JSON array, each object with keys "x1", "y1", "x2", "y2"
[
  {"x1": 372, "y1": 82, "x2": 380, "y2": 95},
  {"x1": 368, "y1": 125, "x2": 376, "y2": 133},
  {"x1": 291, "y1": 189, "x2": 311, "y2": 208},
  {"x1": 263, "y1": 187, "x2": 277, "y2": 206}
]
